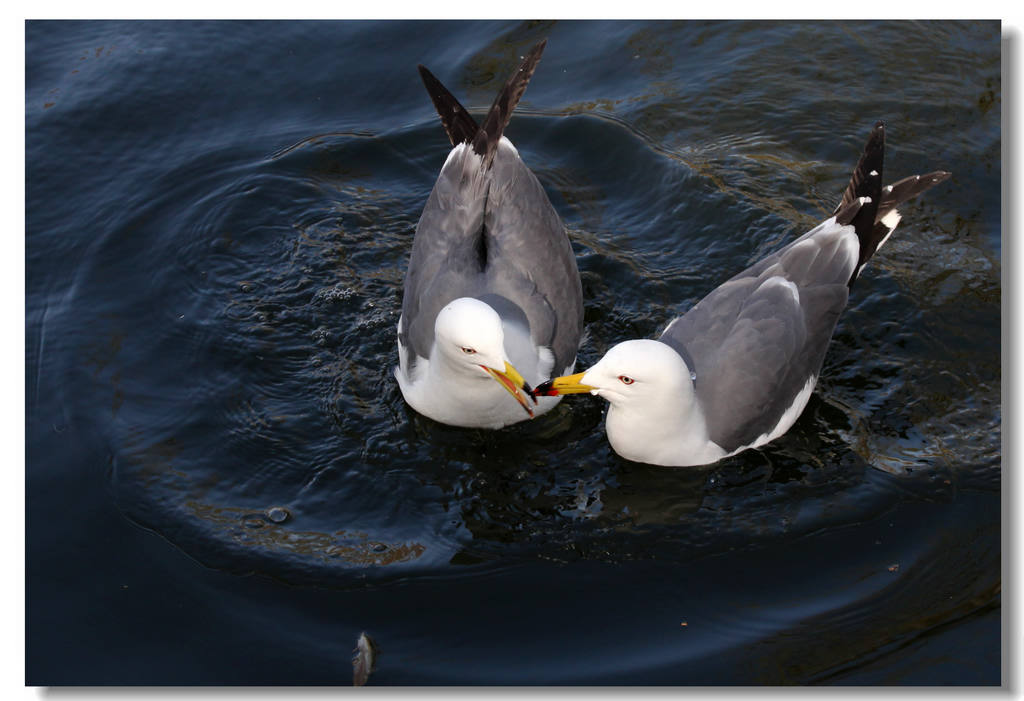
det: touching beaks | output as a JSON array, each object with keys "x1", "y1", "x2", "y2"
[
  {"x1": 531, "y1": 372, "x2": 597, "y2": 397},
  {"x1": 482, "y1": 361, "x2": 537, "y2": 416}
]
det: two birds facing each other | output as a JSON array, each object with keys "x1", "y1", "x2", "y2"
[{"x1": 393, "y1": 39, "x2": 951, "y2": 468}]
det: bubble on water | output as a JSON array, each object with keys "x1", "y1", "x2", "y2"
[
  {"x1": 314, "y1": 284, "x2": 357, "y2": 305},
  {"x1": 311, "y1": 326, "x2": 331, "y2": 345},
  {"x1": 266, "y1": 506, "x2": 290, "y2": 523}
]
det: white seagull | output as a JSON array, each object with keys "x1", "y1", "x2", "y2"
[
  {"x1": 395, "y1": 40, "x2": 583, "y2": 429},
  {"x1": 535, "y1": 122, "x2": 950, "y2": 466}
]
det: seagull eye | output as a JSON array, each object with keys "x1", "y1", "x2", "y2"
[
  {"x1": 460, "y1": 346, "x2": 477, "y2": 354},
  {"x1": 618, "y1": 375, "x2": 634, "y2": 385}
]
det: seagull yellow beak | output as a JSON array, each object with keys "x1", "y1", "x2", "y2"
[
  {"x1": 482, "y1": 361, "x2": 537, "y2": 417},
  {"x1": 531, "y1": 372, "x2": 597, "y2": 397}
]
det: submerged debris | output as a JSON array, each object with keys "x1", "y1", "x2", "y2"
[{"x1": 352, "y1": 631, "x2": 379, "y2": 686}]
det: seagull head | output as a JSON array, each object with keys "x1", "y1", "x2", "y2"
[
  {"x1": 535, "y1": 339, "x2": 713, "y2": 467},
  {"x1": 533, "y1": 339, "x2": 692, "y2": 410},
  {"x1": 434, "y1": 297, "x2": 537, "y2": 416}
]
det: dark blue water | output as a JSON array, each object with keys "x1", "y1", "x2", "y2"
[{"x1": 26, "y1": 20, "x2": 1001, "y2": 685}]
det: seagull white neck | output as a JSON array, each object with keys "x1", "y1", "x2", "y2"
[
  {"x1": 500, "y1": 318, "x2": 558, "y2": 385},
  {"x1": 394, "y1": 302, "x2": 565, "y2": 429},
  {"x1": 406, "y1": 347, "x2": 520, "y2": 428}
]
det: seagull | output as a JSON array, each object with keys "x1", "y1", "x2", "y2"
[
  {"x1": 534, "y1": 122, "x2": 950, "y2": 466},
  {"x1": 395, "y1": 40, "x2": 584, "y2": 429}
]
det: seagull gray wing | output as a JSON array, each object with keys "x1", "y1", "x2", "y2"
[
  {"x1": 400, "y1": 40, "x2": 582, "y2": 375},
  {"x1": 399, "y1": 145, "x2": 488, "y2": 368},
  {"x1": 658, "y1": 121, "x2": 954, "y2": 452},
  {"x1": 478, "y1": 144, "x2": 583, "y2": 374},
  {"x1": 657, "y1": 124, "x2": 884, "y2": 451},
  {"x1": 659, "y1": 221, "x2": 853, "y2": 452}
]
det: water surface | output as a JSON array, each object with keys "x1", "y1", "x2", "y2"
[{"x1": 26, "y1": 19, "x2": 1001, "y2": 684}]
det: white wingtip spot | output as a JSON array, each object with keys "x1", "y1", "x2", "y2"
[
  {"x1": 875, "y1": 209, "x2": 903, "y2": 251},
  {"x1": 880, "y1": 208, "x2": 902, "y2": 229},
  {"x1": 869, "y1": 169, "x2": 879, "y2": 177}
]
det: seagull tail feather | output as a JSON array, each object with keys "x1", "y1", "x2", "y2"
[
  {"x1": 417, "y1": 64, "x2": 481, "y2": 147},
  {"x1": 836, "y1": 122, "x2": 951, "y2": 287},
  {"x1": 472, "y1": 39, "x2": 547, "y2": 169},
  {"x1": 835, "y1": 121, "x2": 885, "y2": 286},
  {"x1": 868, "y1": 169, "x2": 952, "y2": 253}
]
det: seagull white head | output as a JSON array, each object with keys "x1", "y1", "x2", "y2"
[
  {"x1": 534, "y1": 339, "x2": 718, "y2": 465},
  {"x1": 538, "y1": 339, "x2": 693, "y2": 407},
  {"x1": 433, "y1": 297, "x2": 536, "y2": 416}
]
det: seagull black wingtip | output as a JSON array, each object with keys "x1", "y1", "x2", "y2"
[
  {"x1": 472, "y1": 38, "x2": 548, "y2": 168},
  {"x1": 417, "y1": 63, "x2": 480, "y2": 147}
]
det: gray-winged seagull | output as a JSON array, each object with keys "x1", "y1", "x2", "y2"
[
  {"x1": 535, "y1": 122, "x2": 950, "y2": 466},
  {"x1": 395, "y1": 40, "x2": 584, "y2": 428}
]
